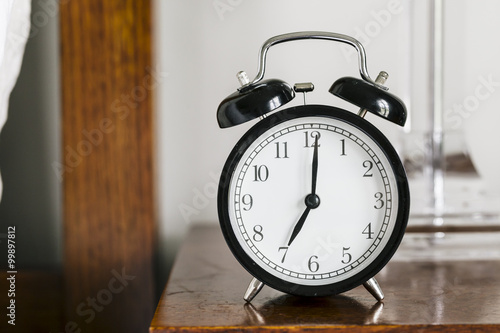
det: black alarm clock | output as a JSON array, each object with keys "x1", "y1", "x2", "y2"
[{"x1": 216, "y1": 31, "x2": 410, "y2": 302}]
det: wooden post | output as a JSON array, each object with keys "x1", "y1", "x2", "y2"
[{"x1": 60, "y1": 1, "x2": 155, "y2": 332}]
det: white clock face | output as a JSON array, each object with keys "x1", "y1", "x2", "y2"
[{"x1": 226, "y1": 114, "x2": 400, "y2": 287}]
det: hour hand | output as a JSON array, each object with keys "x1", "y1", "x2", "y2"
[{"x1": 287, "y1": 206, "x2": 311, "y2": 246}]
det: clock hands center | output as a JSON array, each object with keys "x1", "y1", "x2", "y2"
[{"x1": 287, "y1": 135, "x2": 320, "y2": 246}]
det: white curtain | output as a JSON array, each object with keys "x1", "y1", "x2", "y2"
[{"x1": 0, "y1": 0, "x2": 31, "y2": 201}]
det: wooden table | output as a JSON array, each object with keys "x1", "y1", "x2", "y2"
[
  {"x1": 0, "y1": 270, "x2": 63, "y2": 332},
  {"x1": 150, "y1": 225, "x2": 500, "y2": 332}
]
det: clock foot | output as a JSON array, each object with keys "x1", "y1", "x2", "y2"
[
  {"x1": 363, "y1": 277, "x2": 384, "y2": 301},
  {"x1": 243, "y1": 277, "x2": 265, "y2": 302}
]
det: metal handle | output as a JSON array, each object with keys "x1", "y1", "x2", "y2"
[{"x1": 240, "y1": 31, "x2": 388, "y2": 91}]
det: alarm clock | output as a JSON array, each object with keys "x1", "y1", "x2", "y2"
[{"x1": 216, "y1": 32, "x2": 409, "y2": 302}]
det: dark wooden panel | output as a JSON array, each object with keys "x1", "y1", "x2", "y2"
[
  {"x1": 60, "y1": 1, "x2": 155, "y2": 332},
  {"x1": 151, "y1": 225, "x2": 500, "y2": 332},
  {"x1": 0, "y1": 271, "x2": 63, "y2": 332}
]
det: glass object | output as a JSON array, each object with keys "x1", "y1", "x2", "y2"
[{"x1": 399, "y1": 0, "x2": 500, "y2": 261}]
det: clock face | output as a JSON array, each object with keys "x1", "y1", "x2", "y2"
[{"x1": 218, "y1": 105, "x2": 409, "y2": 296}]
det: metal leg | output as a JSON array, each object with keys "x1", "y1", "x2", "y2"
[
  {"x1": 363, "y1": 277, "x2": 385, "y2": 301},
  {"x1": 243, "y1": 277, "x2": 265, "y2": 302}
]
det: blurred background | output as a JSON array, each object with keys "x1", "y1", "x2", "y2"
[
  {"x1": 1, "y1": 0, "x2": 499, "y2": 332},
  {"x1": 155, "y1": 0, "x2": 500, "y2": 282}
]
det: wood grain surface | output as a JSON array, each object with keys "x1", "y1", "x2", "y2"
[
  {"x1": 150, "y1": 225, "x2": 500, "y2": 332},
  {"x1": 0, "y1": 271, "x2": 63, "y2": 332},
  {"x1": 60, "y1": 1, "x2": 156, "y2": 332}
]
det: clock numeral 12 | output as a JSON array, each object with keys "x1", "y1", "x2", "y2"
[{"x1": 304, "y1": 131, "x2": 321, "y2": 148}]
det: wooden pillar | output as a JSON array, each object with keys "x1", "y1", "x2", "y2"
[{"x1": 60, "y1": 1, "x2": 155, "y2": 332}]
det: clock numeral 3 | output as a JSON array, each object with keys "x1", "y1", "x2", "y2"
[
  {"x1": 304, "y1": 131, "x2": 321, "y2": 148},
  {"x1": 275, "y1": 142, "x2": 289, "y2": 158},
  {"x1": 374, "y1": 192, "x2": 384, "y2": 209},
  {"x1": 308, "y1": 255, "x2": 319, "y2": 272},
  {"x1": 252, "y1": 225, "x2": 264, "y2": 242},
  {"x1": 252, "y1": 165, "x2": 269, "y2": 182}
]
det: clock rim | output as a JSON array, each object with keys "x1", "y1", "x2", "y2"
[{"x1": 218, "y1": 104, "x2": 410, "y2": 297}]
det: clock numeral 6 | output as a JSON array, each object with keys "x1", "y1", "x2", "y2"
[
  {"x1": 308, "y1": 255, "x2": 319, "y2": 272},
  {"x1": 241, "y1": 194, "x2": 253, "y2": 211},
  {"x1": 252, "y1": 165, "x2": 269, "y2": 182},
  {"x1": 252, "y1": 225, "x2": 264, "y2": 242},
  {"x1": 304, "y1": 131, "x2": 321, "y2": 148}
]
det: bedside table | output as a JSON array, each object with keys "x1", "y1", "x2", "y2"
[{"x1": 150, "y1": 225, "x2": 500, "y2": 332}]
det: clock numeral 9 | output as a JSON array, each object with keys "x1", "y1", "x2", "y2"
[
  {"x1": 362, "y1": 160, "x2": 373, "y2": 177},
  {"x1": 252, "y1": 225, "x2": 264, "y2": 242},
  {"x1": 304, "y1": 131, "x2": 321, "y2": 148},
  {"x1": 241, "y1": 194, "x2": 253, "y2": 211},
  {"x1": 252, "y1": 165, "x2": 269, "y2": 182},
  {"x1": 308, "y1": 255, "x2": 319, "y2": 272}
]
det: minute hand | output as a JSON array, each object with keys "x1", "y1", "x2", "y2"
[{"x1": 311, "y1": 135, "x2": 319, "y2": 195}]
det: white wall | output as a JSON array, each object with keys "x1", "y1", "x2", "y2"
[{"x1": 154, "y1": 0, "x2": 413, "y2": 277}]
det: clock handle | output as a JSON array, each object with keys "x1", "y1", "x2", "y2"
[{"x1": 239, "y1": 31, "x2": 388, "y2": 92}]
